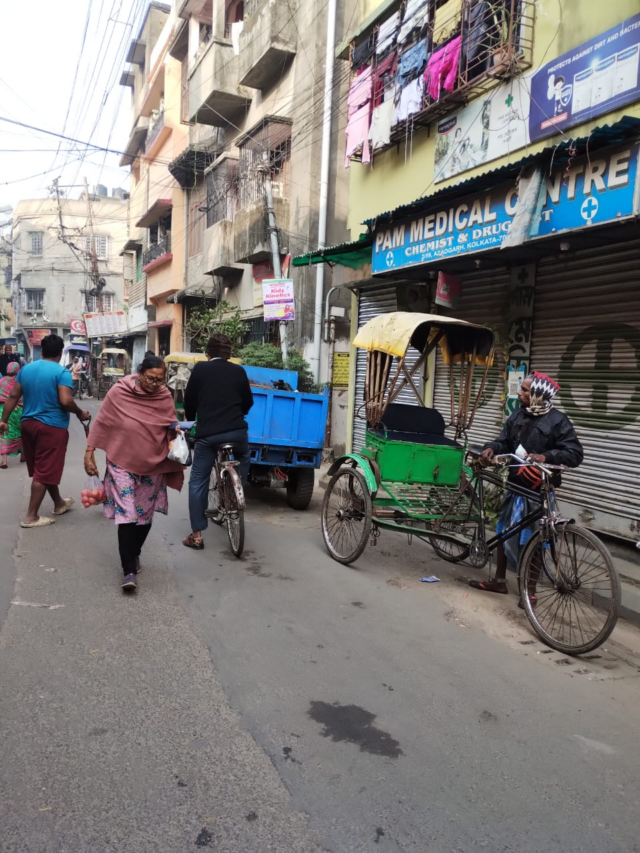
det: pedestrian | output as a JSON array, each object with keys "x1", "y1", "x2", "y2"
[
  {"x1": 0, "y1": 334, "x2": 91, "y2": 527},
  {"x1": 0, "y1": 344, "x2": 20, "y2": 377},
  {"x1": 182, "y1": 334, "x2": 253, "y2": 550},
  {"x1": 84, "y1": 355, "x2": 185, "y2": 591},
  {"x1": 468, "y1": 372, "x2": 583, "y2": 606},
  {"x1": 0, "y1": 362, "x2": 24, "y2": 468},
  {"x1": 71, "y1": 356, "x2": 82, "y2": 397}
]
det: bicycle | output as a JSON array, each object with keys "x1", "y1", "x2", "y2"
[
  {"x1": 429, "y1": 451, "x2": 620, "y2": 655},
  {"x1": 204, "y1": 443, "x2": 246, "y2": 558}
]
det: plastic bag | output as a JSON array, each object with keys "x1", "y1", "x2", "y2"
[
  {"x1": 168, "y1": 430, "x2": 191, "y2": 465},
  {"x1": 81, "y1": 475, "x2": 106, "y2": 508}
]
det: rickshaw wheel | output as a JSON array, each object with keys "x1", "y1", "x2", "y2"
[
  {"x1": 322, "y1": 466, "x2": 372, "y2": 564},
  {"x1": 429, "y1": 522, "x2": 471, "y2": 563}
]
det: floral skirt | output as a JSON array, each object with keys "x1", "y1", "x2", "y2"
[
  {"x1": 103, "y1": 459, "x2": 168, "y2": 525},
  {"x1": 0, "y1": 405, "x2": 22, "y2": 456}
]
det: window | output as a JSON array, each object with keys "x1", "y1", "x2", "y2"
[
  {"x1": 238, "y1": 120, "x2": 291, "y2": 209},
  {"x1": 85, "y1": 292, "x2": 114, "y2": 313},
  {"x1": 84, "y1": 235, "x2": 109, "y2": 260},
  {"x1": 25, "y1": 290, "x2": 44, "y2": 312},
  {"x1": 188, "y1": 189, "x2": 206, "y2": 257},
  {"x1": 29, "y1": 232, "x2": 43, "y2": 256},
  {"x1": 206, "y1": 160, "x2": 238, "y2": 227},
  {"x1": 224, "y1": 0, "x2": 244, "y2": 37}
]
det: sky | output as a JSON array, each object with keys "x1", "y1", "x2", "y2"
[{"x1": 0, "y1": 0, "x2": 158, "y2": 215}]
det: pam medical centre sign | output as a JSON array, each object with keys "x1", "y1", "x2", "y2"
[{"x1": 372, "y1": 144, "x2": 640, "y2": 274}]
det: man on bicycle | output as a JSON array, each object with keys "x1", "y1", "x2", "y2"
[
  {"x1": 182, "y1": 334, "x2": 253, "y2": 550},
  {"x1": 468, "y1": 372, "x2": 583, "y2": 604}
]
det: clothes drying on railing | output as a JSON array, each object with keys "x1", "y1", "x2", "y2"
[
  {"x1": 399, "y1": 0, "x2": 430, "y2": 45},
  {"x1": 372, "y1": 52, "x2": 398, "y2": 107},
  {"x1": 395, "y1": 76, "x2": 425, "y2": 123},
  {"x1": 424, "y1": 36, "x2": 461, "y2": 100},
  {"x1": 345, "y1": 67, "x2": 373, "y2": 167},
  {"x1": 370, "y1": 99, "x2": 395, "y2": 149},
  {"x1": 351, "y1": 35, "x2": 375, "y2": 70},
  {"x1": 376, "y1": 11, "x2": 400, "y2": 57},
  {"x1": 397, "y1": 38, "x2": 428, "y2": 88}
]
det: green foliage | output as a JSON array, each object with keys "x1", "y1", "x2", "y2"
[
  {"x1": 185, "y1": 298, "x2": 250, "y2": 355},
  {"x1": 237, "y1": 341, "x2": 317, "y2": 393}
]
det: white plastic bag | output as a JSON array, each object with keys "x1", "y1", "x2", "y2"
[{"x1": 168, "y1": 430, "x2": 190, "y2": 465}]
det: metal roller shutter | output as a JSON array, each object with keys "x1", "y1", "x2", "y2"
[
  {"x1": 352, "y1": 286, "x2": 424, "y2": 452},
  {"x1": 433, "y1": 268, "x2": 511, "y2": 446},
  {"x1": 530, "y1": 241, "x2": 640, "y2": 540}
]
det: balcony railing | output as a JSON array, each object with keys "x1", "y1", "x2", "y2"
[
  {"x1": 143, "y1": 234, "x2": 171, "y2": 267},
  {"x1": 145, "y1": 110, "x2": 165, "y2": 152}
]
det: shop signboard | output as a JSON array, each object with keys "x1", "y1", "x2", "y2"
[
  {"x1": 262, "y1": 279, "x2": 295, "y2": 322},
  {"x1": 529, "y1": 12, "x2": 640, "y2": 143},
  {"x1": 25, "y1": 328, "x2": 51, "y2": 345},
  {"x1": 434, "y1": 76, "x2": 531, "y2": 183},
  {"x1": 372, "y1": 144, "x2": 640, "y2": 274},
  {"x1": 84, "y1": 311, "x2": 127, "y2": 338},
  {"x1": 69, "y1": 317, "x2": 87, "y2": 336}
]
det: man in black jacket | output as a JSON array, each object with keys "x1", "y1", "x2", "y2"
[
  {"x1": 469, "y1": 372, "x2": 583, "y2": 602},
  {"x1": 183, "y1": 334, "x2": 253, "y2": 550}
]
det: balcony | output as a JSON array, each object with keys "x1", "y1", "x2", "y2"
[
  {"x1": 188, "y1": 37, "x2": 251, "y2": 127},
  {"x1": 238, "y1": 0, "x2": 297, "y2": 90},
  {"x1": 142, "y1": 235, "x2": 172, "y2": 274},
  {"x1": 145, "y1": 109, "x2": 172, "y2": 158},
  {"x1": 234, "y1": 197, "x2": 289, "y2": 264},
  {"x1": 203, "y1": 220, "x2": 241, "y2": 276}
]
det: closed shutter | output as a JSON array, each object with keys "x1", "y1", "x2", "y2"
[
  {"x1": 530, "y1": 241, "x2": 640, "y2": 538},
  {"x1": 433, "y1": 267, "x2": 510, "y2": 446}
]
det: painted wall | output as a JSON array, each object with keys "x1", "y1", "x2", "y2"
[{"x1": 346, "y1": 0, "x2": 640, "y2": 233}]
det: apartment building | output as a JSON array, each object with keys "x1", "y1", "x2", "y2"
[
  {"x1": 10, "y1": 194, "x2": 127, "y2": 360},
  {"x1": 119, "y1": 0, "x2": 353, "y2": 383}
]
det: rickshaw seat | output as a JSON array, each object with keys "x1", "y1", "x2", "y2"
[{"x1": 374, "y1": 403, "x2": 461, "y2": 448}]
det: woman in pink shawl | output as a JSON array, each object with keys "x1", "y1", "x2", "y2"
[
  {"x1": 0, "y1": 362, "x2": 24, "y2": 468},
  {"x1": 84, "y1": 355, "x2": 185, "y2": 591}
]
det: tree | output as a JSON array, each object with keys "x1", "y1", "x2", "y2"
[
  {"x1": 237, "y1": 342, "x2": 317, "y2": 392},
  {"x1": 185, "y1": 298, "x2": 249, "y2": 355}
]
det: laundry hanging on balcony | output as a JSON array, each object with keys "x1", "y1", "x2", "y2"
[
  {"x1": 424, "y1": 36, "x2": 461, "y2": 100},
  {"x1": 351, "y1": 35, "x2": 375, "y2": 70},
  {"x1": 376, "y1": 11, "x2": 400, "y2": 57},
  {"x1": 397, "y1": 39, "x2": 428, "y2": 88},
  {"x1": 345, "y1": 66, "x2": 373, "y2": 167},
  {"x1": 399, "y1": 0, "x2": 430, "y2": 45},
  {"x1": 395, "y1": 76, "x2": 424, "y2": 123},
  {"x1": 372, "y1": 52, "x2": 398, "y2": 107},
  {"x1": 371, "y1": 99, "x2": 395, "y2": 150}
]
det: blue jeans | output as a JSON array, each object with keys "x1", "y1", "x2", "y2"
[{"x1": 189, "y1": 429, "x2": 250, "y2": 532}]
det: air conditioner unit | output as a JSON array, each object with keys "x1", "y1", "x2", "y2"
[{"x1": 271, "y1": 182, "x2": 285, "y2": 199}]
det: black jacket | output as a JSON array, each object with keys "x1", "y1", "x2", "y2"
[
  {"x1": 485, "y1": 407, "x2": 583, "y2": 487},
  {"x1": 184, "y1": 359, "x2": 253, "y2": 438}
]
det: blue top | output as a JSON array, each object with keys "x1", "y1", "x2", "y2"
[{"x1": 18, "y1": 360, "x2": 74, "y2": 429}]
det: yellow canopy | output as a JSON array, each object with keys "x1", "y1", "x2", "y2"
[
  {"x1": 164, "y1": 352, "x2": 207, "y2": 365},
  {"x1": 353, "y1": 312, "x2": 494, "y2": 364}
]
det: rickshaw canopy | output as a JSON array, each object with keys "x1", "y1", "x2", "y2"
[
  {"x1": 353, "y1": 312, "x2": 494, "y2": 366},
  {"x1": 164, "y1": 352, "x2": 207, "y2": 365},
  {"x1": 100, "y1": 348, "x2": 129, "y2": 358}
]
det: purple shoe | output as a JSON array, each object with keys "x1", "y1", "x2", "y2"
[{"x1": 121, "y1": 574, "x2": 137, "y2": 591}]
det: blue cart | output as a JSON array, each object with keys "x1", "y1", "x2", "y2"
[{"x1": 243, "y1": 365, "x2": 329, "y2": 510}]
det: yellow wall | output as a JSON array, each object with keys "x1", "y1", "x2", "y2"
[{"x1": 347, "y1": 0, "x2": 640, "y2": 233}]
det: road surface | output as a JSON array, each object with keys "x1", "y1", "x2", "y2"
[{"x1": 1, "y1": 412, "x2": 639, "y2": 852}]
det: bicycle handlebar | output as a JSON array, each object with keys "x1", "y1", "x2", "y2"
[{"x1": 492, "y1": 453, "x2": 566, "y2": 475}]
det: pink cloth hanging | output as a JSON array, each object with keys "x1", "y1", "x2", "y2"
[
  {"x1": 424, "y1": 36, "x2": 461, "y2": 100},
  {"x1": 345, "y1": 102, "x2": 372, "y2": 167},
  {"x1": 347, "y1": 66, "x2": 373, "y2": 118}
]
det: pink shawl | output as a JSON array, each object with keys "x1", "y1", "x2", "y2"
[{"x1": 88, "y1": 374, "x2": 185, "y2": 490}]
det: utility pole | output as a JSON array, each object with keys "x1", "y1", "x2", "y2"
[
  {"x1": 83, "y1": 177, "x2": 106, "y2": 351},
  {"x1": 261, "y1": 164, "x2": 288, "y2": 361}
]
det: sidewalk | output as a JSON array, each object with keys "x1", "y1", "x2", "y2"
[{"x1": 318, "y1": 464, "x2": 640, "y2": 628}]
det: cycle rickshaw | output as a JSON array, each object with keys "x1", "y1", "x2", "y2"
[{"x1": 321, "y1": 312, "x2": 620, "y2": 655}]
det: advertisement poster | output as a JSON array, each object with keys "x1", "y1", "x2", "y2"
[
  {"x1": 25, "y1": 329, "x2": 51, "y2": 346},
  {"x1": 434, "y1": 272, "x2": 462, "y2": 308},
  {"x1": 529, "y1": 13, "x2": 640, "y2": 142},
  {"x1": 69, "y1": 317, "x2": 87, "y2": 336},
  {"x1": 332, "y1": 352, "x2": 350, "y2": 388},
  {"x1": 262, "y1": 279, "x2": 295, "y2": 322},
  {"x1": 84, "y1": 311, "x2": 127, "y2": 338},
  {"x1": 434, "y1": 77, "x2": 531, "y2": 183}
]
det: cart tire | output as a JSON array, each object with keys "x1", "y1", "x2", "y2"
[
  {"x1": 429, "y1": 523, "x2": 471, "y2": 563},
  {"x1": 286, "y1": 468, "x2": 315, "y2": 510},
  {"x1": 520, "y1": 524, "x2": 620, "y2": 655},
  {"x1": 322, "y1": 466, "x2": 372, "y2": 564}
]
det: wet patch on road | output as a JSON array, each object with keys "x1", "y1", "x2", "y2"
[
  {"x1": 195, "y1": 827, "x2": 214, "y2": 847},
  {"x1": 374, "y1": 827, "x2": 385, "y2": 843},
  {"x1": 307, "y1": 701, "x2": 403, "y2": 758},
  {"x1": 351, "y1": 601, "x2": 366, "y2": 609},
  {"x1": 246, "y1": 811, "x2": 258, "y2": 822}
]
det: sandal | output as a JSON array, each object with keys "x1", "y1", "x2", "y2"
[
  {"x1": 183, "y1": 533, "x2": 204, "y2": 550},
  {"x1": 21, "y1": 517, "x2": 56, "y2": 529},
  {"x1": 468, "y1": 579, "x2": 508, "y2": 594},
  {"x1": 53, "y1": 497, "x2": 75, "y2": 516}
]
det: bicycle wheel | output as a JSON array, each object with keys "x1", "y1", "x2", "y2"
[
  {"x1": 429, "y1": 522, "x2": 472, "y2": 563},
  {"x1": 206, "y1": 467, "x2": 225, "y2": 525},
  {"x1": 222, "y1": 469, "x2": 245, "y2": 558},
  {"x1": 322, "y1": 466, "x2": 372, "y2": 564},
  {"x1": 520, "y1": 524, "x2": 620, "y2": 655}
]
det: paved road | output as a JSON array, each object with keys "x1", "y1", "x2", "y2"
[{"x1": 2, "y1": 415, "x2": 640, "y2": 852}]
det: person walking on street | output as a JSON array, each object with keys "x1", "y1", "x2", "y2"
[
  {"x1": 0, "y1": 362, "x2": 24, "y2": 468},
  {"x1": 71, "y1": 356, "x2": 83, "y2": 397},
  {"x1": 468, "y1": 372, "x2": 583, "y2": 606},
  {"x1": 182, "y1": 334, "x2": 253, "y2": 550},
  {"x1": 0, "y1": 334, "x2": 90, "y2": 527},
  {"x1": 84, "y1": 355, "x2": 186, "y2": 591},
  {"x1": 0, "y1": 344, "x2": 20, "y2": 377}
]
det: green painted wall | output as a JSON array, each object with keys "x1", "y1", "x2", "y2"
[{"x1": 347, "y1": 0, "x2": 640, "y2": 233}]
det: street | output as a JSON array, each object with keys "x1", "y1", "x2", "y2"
[{"x1": 2, "y1": 410, "x2": 640, "y2": 853}]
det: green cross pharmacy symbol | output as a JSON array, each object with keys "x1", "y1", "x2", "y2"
[
  {"x1": 505, "y1": 93, "x2": 514, "y2": 107},
  {"x1": 558, "y1": 323, "x2": 640, "y2": 430}
]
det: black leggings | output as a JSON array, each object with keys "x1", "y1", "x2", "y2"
[{"x1": 117, "y1": 523, "x2": 152, "y2": 575}]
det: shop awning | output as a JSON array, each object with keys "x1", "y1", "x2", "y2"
[
  {"x1": 292, "y1": 233, "x2": 374, "y2": 269},
  {"x1": 136, "y1": 198, "x2": 172, "y2": 229},
  {"x1": 365, "y1": 116, "x2": 640, "y2": 227}
]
